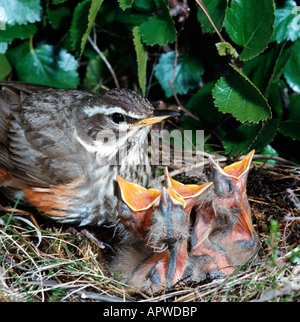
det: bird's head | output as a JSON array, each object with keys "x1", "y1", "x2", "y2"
[{"x1": 73, "y1": 88, "x2": 179, "y2": 164}]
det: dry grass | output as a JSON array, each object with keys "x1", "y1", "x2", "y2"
[{"x1": 0, "y1": 161, "x2": 299, "y2": 302}]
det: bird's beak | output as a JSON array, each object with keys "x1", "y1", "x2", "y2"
[
  {"x1": 163, "y1": 167, "x2": 213, "y2": 215},
  {"x1": 209, "y1": 150, "x2": 255, "y2": 236},
  {"x1": 210, "y1": 150, "x2": 255, "y2": 180},
  {"x1": 132, "y1": 109, "x2": 180, "y2": 127},
  {"x1": 117, "y1": 175, "x2": 160, "y2": 212}
]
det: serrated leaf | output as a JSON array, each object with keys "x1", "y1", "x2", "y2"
[
  {"x1": 213, "y1": 64, "x2": 271, "y2": 123},
  {"x1": 139, "y1": 0, "x2": 176, "y2": 46},
  {"x1": 70, "y1": 0, "x2": 90, "y2": 53},
  {"x1": 284, "y1": 39, "x2": 300, "y2": 93},
  {"x1": 0, "y1": 24, "x2": 37, "y2": 44},
  {"x1": 16, "y1": 44, "x2": 79, "y2": 88},
  {"x1": 224, "y1": 0, "x2": 275, "y2": 61},
  {"x1": 139, "y1": 16, "x2": 176, "y2": 46},
  {"x1": 0, "y1": 54, "x2": 11, "y2": 80},
  {"x1": 250, "y1": 118, "x2": 279, "y2": 151},
  {"x1": 271, "y1": 0, "x2": 300, "y2": 43},
  {"x1": 243, "y1": 43, "x2": 291, "y2": 96},
  {"x1": 80, "y1": 0, "x2": 103, "y2": 57},
  {"x1": 154, "y1": 51, "x2": 204, "y2": 98},
  {"x1": 133, "y1": 26, "x2": 147, "y2": 96},
  {"x1": 197, "y1": 0, "x2": 228, "y2": 33},
  {"x1": 0, "y1": 0, "x2": 42, "y2": 25},
  {"x1": 279, "y1": 94, "x2": 300, "y2": 140},
  {"x1": 117, "y1": 0, "x2": 134, "y2": 10},
  {"x1": 223, "y1": 119, "x2": 279, "y2": 155},
  {"x1": 70, "y1": 0, "x2": 103, "y2": 57}
]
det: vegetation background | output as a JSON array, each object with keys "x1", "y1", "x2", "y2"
[
  {"x1": 0, "y1": 0, "x2": 300, "y2": 164},
  {"x1": 0, "y1": 0, "x2": 300, "y2": 302}
]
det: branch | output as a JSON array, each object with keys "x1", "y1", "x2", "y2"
[
  {"x1": 253, "y1": 154, "x2": 300, "y2": 168},
  {"x1": 195, "y1": 0, "x2": 225, "y2": 43},
  {"x1": 88, "y1": 35, "x2": 120, "y2": 89},
  {"x1": 168, "y1": 80, "x2": 200, "y2": 121}
]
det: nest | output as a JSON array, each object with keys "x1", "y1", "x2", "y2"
[{"x1": 0, "y1": 161, "x2": 299, "y2": 302}]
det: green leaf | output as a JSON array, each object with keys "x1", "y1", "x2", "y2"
[
  {"x1": 0, "y1": 54, "x2": 11, "y2": 80},
  {"x1": 279, "y1": 94, "x2": 300, "y2": 140},
  {"x1": 284, "y1": 39, "x2": 300, "y2": 93},
  {"x1": 223, "y1": 119, "x2": 279, "y2": 155},
  {"x1": 46, "y1": 5, "x2": 71, "y2": 29},
  {"x1": 213, "y1": 64, "x2": 272, "y2": 123},
  {"x1": 80, "y1": 0, "x2": 103, "y2": 57},
  {"x1": 115, "y1": 12, "x2": 149, "y2": 25},
  {"x1": 223, "y1": 123, "x2": 260, "y2": 155},
  {"x1": 139, "y1": 0, "x2": 176, "y2": 46},
  {"x1": 243, "y1": 43, "x2": 291, "y2": 96},
  {"x1": 0, "y1": 24, "x2": 37, "y2": 45},
  {"x1": 0, "y1": 0, "x2": 42, "y2": 25},
  {"x1": 0, "y1": 43, "x2": 8, "y2": 54},
  {"x1": 134, "y1": 0, "x2": 155, "y2": 11},
  {"x1": 154, "y1": 51, "x2": 204, "y2": 98},
  {"x1": 185, "y1": 81, "x2": 223, "y2": 126},
  {"x1": 257, "y1": 145, "x2": 279, "y2": 164},
  {"x1": 83, "y1": 55, "x2": 104, "y2": 91},
  {"x1": 133, "y1": 26, "x2": 147, "y2": 96},
  {"x1": 197, "y1": 0, "x2": 228, "y2": 33},
  {"x1": 271, "y1": 0, "x2": 300, "y2": 43},
  {"x1": 266, "y1": 81, "x2": 287, "y2": 120},
  {"x1": 139, "y1": 16, "x2": 176, "y2": 46},
  {"x1": 250, "y1": 118, "x2": 279, "y2": 152},
  {"x1": 117, "y1": 0, "x2": 134, "y2": 10},
  {"x1": 224, "y1": 0, "x2": 275, "y2": 60},
  {"x1": 15, "y1": 44, "x2": 79, "y2": 89},
  {"x1": 70, "y1": 0, "x2": 103, "y2": 57},
  {"x1": 70, "y1": 0, "x2": 90, "y2": 54},
  {"x1": 52, "y1": 0, "x2": 68, "y2": 4},
  {"x1": 6, "y1": 41, "x2": 31, "y2": 66}
]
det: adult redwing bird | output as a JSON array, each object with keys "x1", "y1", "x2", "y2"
[{"x1": 0, "y1": 82, "x2": 179, "y2": 226}]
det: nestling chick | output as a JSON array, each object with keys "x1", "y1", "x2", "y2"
[
  {"x1": 110, "y1": 168, "x2": 211, "y2": 291},
  {"x1": 190, "y1": 150, "x2": 259, "y2": 279},
  {"x1": 110, "y1": 185, "x2": 190, "y2": 291}
]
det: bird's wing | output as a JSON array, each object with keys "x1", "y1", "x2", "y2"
[{"x1": 0, "y1": 82, "x2": 88, "y2": 187}]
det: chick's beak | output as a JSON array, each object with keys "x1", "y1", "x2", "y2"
[
  {"x1": 133, "y1": 109, "x2": 180, "y2": 127},
  {"x1": 223, "y1": 150, "x2": 255, "y2": 179},
  {"x1": 209, "y1": 151, "x2": 256, "y2": 237},
  {"x1": 117, "y1": 175, "x2": 160, "y2": 212}
]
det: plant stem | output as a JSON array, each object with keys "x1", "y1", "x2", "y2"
[
  {"x1": 195, "y1": 0, "x2": 226, "y2": 43},
  {"x1": 88, "y1": 35, "x2": 120, "y2": 89}
]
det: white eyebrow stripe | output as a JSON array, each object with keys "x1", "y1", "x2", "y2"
[{"x1": 83, "y1": 105, "x2": 143, "y2": 119}]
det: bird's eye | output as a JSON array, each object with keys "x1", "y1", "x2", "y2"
[{"x1": 112, "y1": 113, "x2": 125, "y2": 124}]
